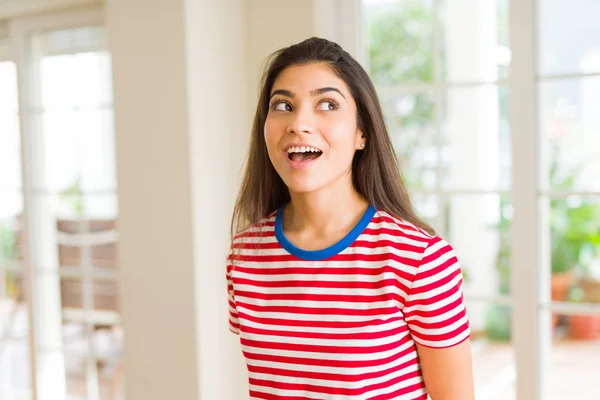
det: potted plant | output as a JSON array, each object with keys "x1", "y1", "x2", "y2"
[{"x1": 567, "y1": 285, "x2": 600, "y2": 340}]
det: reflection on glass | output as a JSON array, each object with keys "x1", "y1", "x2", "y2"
[
  {"x1": 538, "y1": 0, "x2": 600, "y2": 76},
  {"x1": 539, "y1": 77, "x2": 600, "y2": 192},
  {"x1": 364, "y1": 0, "x2": 434, "y2": 84}
]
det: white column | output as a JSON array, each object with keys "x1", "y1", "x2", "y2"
[
  {"x1": 510, "y1": 0, "x2": 542, "y2": 398},
  {"x1": 106, "y1": 0, "x2": 248, "y2": 399}
]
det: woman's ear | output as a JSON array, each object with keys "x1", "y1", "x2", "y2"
[{"x1": 355, "y1": 129, "x2": 366, "y2": 150}]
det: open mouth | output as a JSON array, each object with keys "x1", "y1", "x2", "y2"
[{"x1": 286, "y1": 146, "x2": 323, "y2": 162}]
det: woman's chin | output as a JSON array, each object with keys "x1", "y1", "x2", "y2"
[{"x1": 284, "y1": 178, "x2": 327, "y2": 195}]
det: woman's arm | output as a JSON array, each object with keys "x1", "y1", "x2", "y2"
[{"x1": 416, "y1": 339, "x2": 475, "y2": 400}]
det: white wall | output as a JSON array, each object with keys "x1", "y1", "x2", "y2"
[
  {"x1": 106, "y1": 0, "x2": 200, "y2": 399},
  {"x1": 246, "y1": 1, "x2": 316, "y2": 118}
]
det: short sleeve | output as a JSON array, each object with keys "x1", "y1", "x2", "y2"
[
  {"x1": 403, "y1": 236, "x2": 470, "y2": 348},
  {"x1": 226, "y1": 258, "x2": 241, "y2": 335}
]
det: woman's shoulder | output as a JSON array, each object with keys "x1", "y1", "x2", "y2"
[
  {"x1": 231, "y1": 210, "x2": 278, "y2": 244},
  {"x1": 371, "y1": 208, "x2": 437, "y2": 243}
]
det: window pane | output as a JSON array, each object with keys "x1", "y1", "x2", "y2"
[
  {"x1": 26, "y1": 26, "x2": 120, "y2": 400},
  {"x1": 34, "y1": 91, "x2": 116, "y2": 194},
  {"x1": 538, "y1": 0, "x2": 600, "y2": 76},
  {"x1": 547, "y1": 312, "x2": 600, "y2": 400},
  {"x1": 470, "y1": 302, "x2": 515, "y2": 400},
  {"x1": 441, "y1": 85, "x2": 510, "y2": 190},
  {"x1": 0, "y1": 61, "x2": 23, "y2": 232},
  {"x1": 444, "y1": 194, "x2": 516, "y2": 399},
  {"x1": 539, "y1": 77, "x2": 600, "y2": 192},
  {"x1": 544, "y1": 195, "x2": 600, "y2": 299},
  {"x1": 64, "y1": 325, "x2": 124, "y2": 399},
  {"x1": 0, "y1": 213, "x2": 24, "y2": 267},
  {"x1": 364, "y1": 0, "x2": 434, "y2": 85},
  {"x1": 411, "y1": 193, "x2": 439, "y2": 230},
  {"x1": 380, "y1": 90, "x2": 436, "y2": 189},
  {"x1": 56, "y1": 213, "x2": 119, "y2": 272},
  {"x1": 440, "y1": 0, "x2": 510, "y2": 82},
  {"x1": 445, "y1": 194, "x2": 512, "y2": 298}
]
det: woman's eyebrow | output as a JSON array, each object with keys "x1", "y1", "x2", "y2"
[
  {"x1": 310, "y1": 87, "x2": 346, "y2": 100},
  {"x1": 269, "y1": 87, "x2": 347, "y2": 101},
  {"x1": 270, "y1": 89, "x2": 294, "y2": 100}
]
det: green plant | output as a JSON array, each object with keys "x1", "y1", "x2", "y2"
[
  {"x1": 59, "y1": 176, "x2": 84, "y2": 216},
  {"x1": 0, "y1": 222, "x2": 16, "y2": 260},
  {"x1": 548, "y1": 144, "x2": 600, "y2": 275},
  {"x1": 493, "y1": 144, "x2": 600, "y2": 296}
]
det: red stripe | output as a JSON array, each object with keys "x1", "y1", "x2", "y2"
[
  {"x1": 362, "y1": 227, "x2": 430, "y2": 244},
  {"x1": 236, "y1": 300, "x2": 400, "y2": 317},
  {"x1": 247, "y1": 356, "x2": 419, "y2": 384},
  {"x1": 241, "y1": 335, "x2": 409, "y2": 355},
  {"x1": 243, "y1": 342, "x2": 417, "y2": 369},
  {"x1": 233, "y1": 276, "x2": 408, "y2": 290},
  {"x1": 404, "y1": 305, "x2": 466, "y2": 330},
  {"x1": 240, "y1": 322, "x2": 410, "y2": 341},
  {"x1": 248, "y1": 369, "x2": 422, "y2": 397},
  {"x1": 232, "y1": 265, "x2": 416, "y2": 280},
  {"x1": 410, "y1": 320, "x2": 469, "y2": 343},
  {"x1": 233, "y1": 290, "x2": 405, "y2": 306},
  {"x1": 373, "y1": 214, "x2": 430, "y2": 236},
  {"x1": 249, "y1": 391, "x2": 313, "y2": 400},
  {"x1": 404, "y1": 295, "x2": 465, "y2": 319},
  {"x1": 237, "y1": 310, "x2": 406, "y2": 330}
]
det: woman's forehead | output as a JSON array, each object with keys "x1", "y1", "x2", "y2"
[{"x1": 272, "y1": 63, "x2": 350, "y2": 96}]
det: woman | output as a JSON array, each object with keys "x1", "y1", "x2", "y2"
[{"x1": 227, "y1": 37, "x2": 474, "y2": 400}]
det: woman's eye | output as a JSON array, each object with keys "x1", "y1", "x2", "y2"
[
  {"x1": 273, "y1": 101, "x2": 291, "y2": 111},
  {"x1": 317, "y1": 101, "x2": 338, "y2": 111}
]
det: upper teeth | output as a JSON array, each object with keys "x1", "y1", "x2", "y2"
[{"x1": 287, "y1": 146, "x2": 321, "y2": 153}]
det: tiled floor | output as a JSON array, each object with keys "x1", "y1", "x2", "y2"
[{"x1": 472, "y1": 337, "x2": 600, "y2": 400}]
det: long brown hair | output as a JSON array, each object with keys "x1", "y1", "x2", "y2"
[{"x1": 231, "y1": 37, "x2": 434, "y2": 238}]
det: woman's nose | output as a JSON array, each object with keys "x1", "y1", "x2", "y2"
[{"x1": 286, "y1": 107, "x2": 315, "y2": 135}]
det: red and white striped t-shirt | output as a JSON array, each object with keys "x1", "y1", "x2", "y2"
[{"x1": 227, "y1": 205, "x2": 470, "y2": 399}]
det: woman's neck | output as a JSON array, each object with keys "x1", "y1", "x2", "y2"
[{"x1": 284, "y1": 177, "x2": 369, "y2": 237}]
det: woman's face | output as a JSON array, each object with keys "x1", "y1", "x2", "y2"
[{"x1": 264, "y1": 63, "x2": 364, "y2": 195}]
